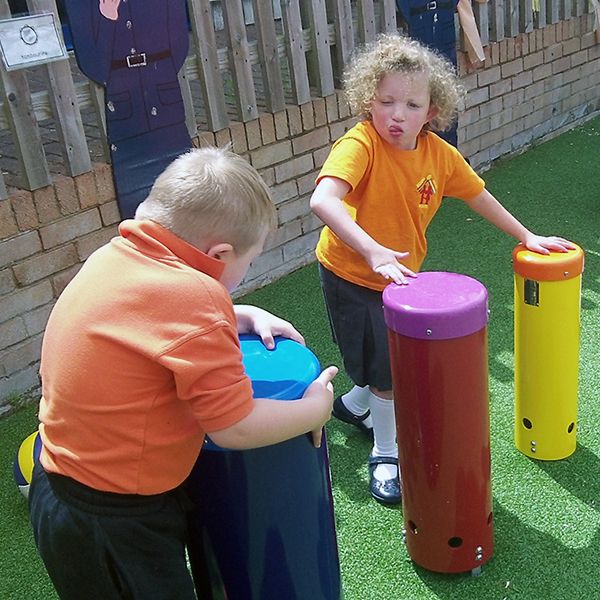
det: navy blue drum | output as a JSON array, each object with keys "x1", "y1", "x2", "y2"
[{"x1": 186, "y1": 335, "x2": 341, "y2": 600}]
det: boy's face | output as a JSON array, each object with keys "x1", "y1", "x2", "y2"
[
  {"x1": 369, "y1": 71, "x2": 437, "y2": 151},
  {"x1": 219, "y1": 230, "x2": 268, "y2": 292}
]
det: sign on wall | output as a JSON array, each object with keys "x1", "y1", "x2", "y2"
[{"x1": 0, "y1": 13, "x2": 67, "y2": 71}]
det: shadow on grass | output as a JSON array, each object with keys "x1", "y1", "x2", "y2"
[
  {"x1": 534, "y1": 443, "x2": 600, "y2": 514},
  {"x1": 414, "y1": 443, "x2": 600, "y2": 600},
  {"x1": 416, "y1": 499, "x2": 600, "y2": 600}
]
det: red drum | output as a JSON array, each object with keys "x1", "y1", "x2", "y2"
[{"x1": 383, "y1": 272, "x2": 493, "y2": 574}]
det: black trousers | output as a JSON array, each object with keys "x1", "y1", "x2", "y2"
[{"x1": 29, "y1": 464, "x2": 197, "y2": 600}]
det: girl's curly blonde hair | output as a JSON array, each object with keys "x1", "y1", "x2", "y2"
[{"x1": 343, "y1": 34, "x2": 464, "y2": 132}]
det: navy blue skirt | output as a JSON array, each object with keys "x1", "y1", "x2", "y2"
[{"x1": 319, "y1": 264, "x2": 393, "y2": 391}]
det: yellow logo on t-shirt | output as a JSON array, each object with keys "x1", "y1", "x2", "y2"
[{"x1": 416, "y1": 175, "x2": 436, "y2": 207}]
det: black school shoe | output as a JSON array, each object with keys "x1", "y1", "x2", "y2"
[
  {"x1": 332, "y1": 396, "x2": 374, "y2": 438},
  {"x1": 368, "y1": 455, "x2": 401, "y2": 505}
]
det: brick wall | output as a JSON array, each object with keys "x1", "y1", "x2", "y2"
[
  {"x1": 459, "y1": 15, "x2": 600, "y2": 168},
  {"x1": 1, "y1": 13, "x2": 599, "y2": 408}
]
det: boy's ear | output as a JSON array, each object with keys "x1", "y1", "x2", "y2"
[{"x1": 206, "y1": 242, "x2": 234, "y2": 262}]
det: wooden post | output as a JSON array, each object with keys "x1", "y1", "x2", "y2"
[
  {"x1": 520, "y1": 0, "x2": 534, "y2": 32},
  {"x1": 326, "y1": 0, "x2": 354, "y2": 86},
  {"x1": 301, "y1": 0, "x2": 335, "y2": 97},
  {"x1": 251, "y1": 0, "x2": 286, "y2": 113},
  {"x1": 27, "y1": 0, "x2": 91, "y2": 177},
  {"x1": 281, "y1": 0, "x2": 311, "y2": 104},
  {"x1": 88, "y1": 82, "x2": 110, "y2": 162},
  {"x1": 357, "y1": 0, "x2": 377, "y2": 43},
  {"x1": 222, "y1": 0, "x2": 259, "y2": 122},
  {"x1": 380, "y1": 0, "x2": 398, "y2": 32},
  {"x1": 178, "y1": 58, "x2": 198, "y2": 139},
  {"x1": 0, "y1": 0, "x2": 52, "y2": 190},
  {"x1": 491, "y1": 0, "x2": 506, "y2": 40},
  {"x1": 188, "y1": 0, "x2": 229, "y2": 131}
]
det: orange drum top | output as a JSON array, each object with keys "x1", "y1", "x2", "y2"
[{"x1": 512, "y1": 243, "x2": 584, "y2": 281}]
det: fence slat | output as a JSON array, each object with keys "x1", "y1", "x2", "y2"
[
  {"x1": 223, "y1": 0, "x2": 258, "y2": 122},
  {"x1": 380, "y1": 0, "x2": 398, "y2": 32},
  {"x1": 281, "y1": 0, "x2": 311, "y2": 104},
  {"x1": 27, "y1": 0, "x2": 91, "y2": 177},
  {"x1": 301, "y1": 0, "x2": 335, "y2": 96},
  {"x1": 88, "y1": 82, "x2": 110, "y2": 162},
  {"x1": 357, "y1": 0, "x2": 377, "y2": 43},
  {"x1": 534, "y1": 0, "x2": 547, "y2": 28},
  {"x1": 327, "y1": 0, "x2": 354, "y2": 86},
  {"x1": 508, "y1": 0, "x2": 520, "y2": 36},
  {"x1": 548, "y1": 0, "x2": 560, "y2": 23},
  {"x1": 0, "y1": 173, "x2": 7, "y2": 199},
  {"x1": 188, "y1": 0, "x2": 229, "y2": 130},
  {"x1": 491, "y1": 0, "x2": 506, "y2": 40},
  {"x1": 520, "y1": 0, "x2": 535, "y2": 31},
  {"x1": 177, "y1": 66, "x2": 198, "y2": 139},
  {"x1": 252, "y1": 0, "x2": 286, "y2": 113},
  {"x1": 474, "y1": 0, "x2": 490, "y2": 45}
]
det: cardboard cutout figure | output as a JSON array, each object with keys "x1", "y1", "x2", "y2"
[
  {"x1": 396, "y1": 0, "x2": 460, "y2": 146},
  {"x1": 64, "y1": 0, "x2": 192, "y2": 218},
  {"x1": 397, "y1": 0, "x2": 487, "y2": 147}
]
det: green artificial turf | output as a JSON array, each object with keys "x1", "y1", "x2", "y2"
[{"x1": 1, "y1": 116, "x2": 599, "y2": 599}]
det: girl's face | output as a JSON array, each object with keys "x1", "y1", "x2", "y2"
[{"x1": 369, "y1": 71, "x2": 438, "y2": 150}]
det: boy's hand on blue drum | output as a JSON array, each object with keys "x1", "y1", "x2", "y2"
[
  {"x1": 303, "y1": 365, "x2": 338, "y2": 448},
  {"x1": 234, "y1": 305, "x2": 305, "y2": 349},
  {"x1": 524, "y1": 234, "x2": 576, "y2": 255},
  {"x1": 255, "y1": 316, "x2": 305, "y2": 350}
]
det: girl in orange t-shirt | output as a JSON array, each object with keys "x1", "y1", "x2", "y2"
[{"x1": 311, "y1": 34, "x2": 574, "y2": 505}]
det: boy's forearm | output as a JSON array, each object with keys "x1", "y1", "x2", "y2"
[{"x1": 207, "y1": 397, "x2": 324, "y2": 450}]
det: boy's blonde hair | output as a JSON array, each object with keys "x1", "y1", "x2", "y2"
[
  {"x1": 135, "y1": 146, "x2": 276, "y2": 253},
  {"x1": 344, "y1": 34, "x2": 463, "y2": 132}
]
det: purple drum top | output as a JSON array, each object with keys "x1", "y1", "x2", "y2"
[{"x1": 382, "y1": 271, "x2": 489, "y2": 340}]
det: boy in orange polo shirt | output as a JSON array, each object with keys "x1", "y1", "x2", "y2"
[{"x1": 29, "y1": 146, "x2": 338, "y2": 600}]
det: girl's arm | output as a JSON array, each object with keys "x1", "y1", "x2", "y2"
[
  {"x1": 468, "y1": 189, "x2": 575, "y2": 254},
  {"x1": 310, "y1": 176, "x2": 416, "y2": 284}
]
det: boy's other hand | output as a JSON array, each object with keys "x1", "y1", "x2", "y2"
[
  {"x1": 234, "y1": 305, "x2": 305, "y2": 349},
  {"x1": 524, "y1": 234, "x2": 576, "y2": 255},
  {"x1": 303, "y1": 365, "x2": 338, "y2": 448}
]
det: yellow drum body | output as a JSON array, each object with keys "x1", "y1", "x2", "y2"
[{"x1": 513, "y1": 244, "x2": 584, "y2": 460}]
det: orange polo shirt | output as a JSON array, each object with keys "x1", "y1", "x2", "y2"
[
  {"x1": 38, "y1": 219, "x2": 254, "y2": 495},
  {"x1": 316, "y1": 121, "x2": 485, "y2": 291}
]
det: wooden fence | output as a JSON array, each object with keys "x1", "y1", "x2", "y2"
[{"x1": 0, "y1": 0, "x2": 595, "y2": 199}]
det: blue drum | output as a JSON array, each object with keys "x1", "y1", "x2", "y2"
[{"x1": 186, "y1": 335, "x2": 341, "y2": 600}]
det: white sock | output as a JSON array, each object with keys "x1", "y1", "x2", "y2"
[
  {"x1": 369, "y1": 391, "x2": 399, "y2": 482},
  {"x1": 341, "y1": 385, "x2": 373, "y2": 428}
]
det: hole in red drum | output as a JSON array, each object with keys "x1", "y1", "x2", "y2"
[
  {"x1": 487, "y1": 512, "x2": 493, "y2": 525},
  {"x1": 408, "y1": 520, "x2": 418, "y2": 534},
  {"x1": 448, "y1": 537, "x2": 463, "y2": 548}
]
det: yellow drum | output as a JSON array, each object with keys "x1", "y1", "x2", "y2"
[{"x1": 513, "y1": 243, "x2": 584, "y2": 460}]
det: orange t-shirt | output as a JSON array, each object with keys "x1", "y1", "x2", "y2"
[
  {"x1": 38, "y1": 220, "x2": 254, "y2": 495},
  {"x1": 316, "y1": 121, "x2": 485, "y2": 291}
]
